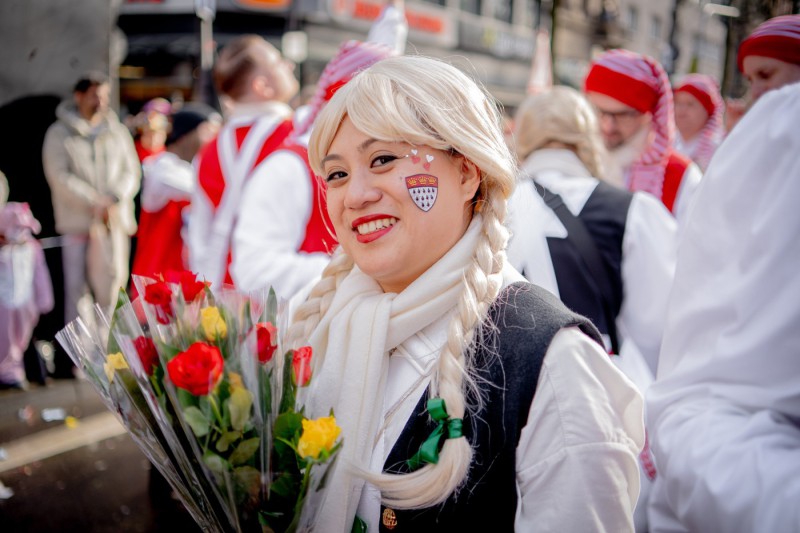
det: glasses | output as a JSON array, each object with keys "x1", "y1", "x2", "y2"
[{"x1": 592, "y1": 106, "x2": 642, "y2": 124}]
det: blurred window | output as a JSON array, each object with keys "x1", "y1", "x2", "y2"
[
  {"x1": 626, "y1": 6, "x2": 638, "y2": 32},
  {"x1": 462, "y1": 0, "x2": 482, "y2": 15},
  {"x1": 651, "y1": 15, "x2": 662, "y2": 39}
]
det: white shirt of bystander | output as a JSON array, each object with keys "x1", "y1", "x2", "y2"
[{"x1": 647, "y1": 82, "x2": 800, "y2": 533}]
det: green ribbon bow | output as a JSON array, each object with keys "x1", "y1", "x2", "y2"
[
  {"x1": 351, "y1": 516, "x2": 368, "y2": 533},
  {"x1": 406, "y1": 397, "x2": 464, "y2": 471}
]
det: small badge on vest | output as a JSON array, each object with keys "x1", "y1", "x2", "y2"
[{"x1": 382, "y1": 508, "x2": 398, "y2": 530}]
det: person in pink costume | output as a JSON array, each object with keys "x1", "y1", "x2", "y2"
[{"x1": 0, "y1": 203, "x2": 54, "y2": 389}]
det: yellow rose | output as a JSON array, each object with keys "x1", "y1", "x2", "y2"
[
  {"x1": 103, "y1": 352, "x2": 129, "y2": 383},
  {"x1": 297, "y1": 416, "x2": 341, "y2": 460},
  {"x1": 201, "y1": 307, "x2": 228, "y2": 341},
  {"x1": 228, "y1": 371, "x2": 244, "y2": 392}
]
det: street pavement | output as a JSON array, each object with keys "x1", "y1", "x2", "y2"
[{"x1": 0, "y1": 378, "x2": 201, "y2": 532}]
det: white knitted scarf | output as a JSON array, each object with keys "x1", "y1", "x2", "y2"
[{"x1": 304, "y1": 216, "x2": 484, "y2": 531}]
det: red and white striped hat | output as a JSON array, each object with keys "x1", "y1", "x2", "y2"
[
  {"x1": 674, "y1": 74, "x2": 724, "y2": 171},
  {"x1": 294, "y1": 40, "x2": 396, "y2": 137},
  {"x1": 738, "y1": 15, "x2": 800, "y2": 72},
  {"x1": 584, "y1": 49, "x2": 674, "y2": 199}
]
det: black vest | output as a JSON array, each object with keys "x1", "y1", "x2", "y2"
[
  {"x1": 377, "y1": 282, "x2": 602, "y2": 532},
  {"x1": 542, "y1": 181, "x2": 632, "y2": 342}
]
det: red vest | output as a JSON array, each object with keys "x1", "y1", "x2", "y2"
[
  {"x1": 195, "y1": 119, "x2": 337, "y2": 285},
  {"x1": 277, "y1": 139, "x2": 338, "y2": 255},
  {"x1": 661, "y1": 150, "x2": 693, "y2": 214},
  {"x1": 131, "y1": 198, "x2": 189, "y2": 298}
]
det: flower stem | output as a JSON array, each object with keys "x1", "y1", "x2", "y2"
[
  {"x1": 208, "y1": 394, "x2": 225, "y2": 430},
  {"x1": 294, "y1": 462, "x2": 313, "y2": 519}
]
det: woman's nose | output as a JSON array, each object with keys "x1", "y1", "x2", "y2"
[{"x1": 343, "y1": 171, "x2": 382, "y2": 209}]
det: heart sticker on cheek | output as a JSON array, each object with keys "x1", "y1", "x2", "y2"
[
  {"x1": 423, "y1": 154, "x2": 434, "y2": 170},
  {"x1": 405, "y1": 174, "x2": 439, "y2": 212},
  {"x1": 410, "y1": 149, "x2": 420, "y2": 164}
]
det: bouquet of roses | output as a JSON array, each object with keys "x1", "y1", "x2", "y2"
[{"x1": 56, "y1": 271, "x2": 341, "y2": 532}]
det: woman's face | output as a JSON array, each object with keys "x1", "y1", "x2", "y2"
[
  {"x1": 322, "y1": 117, "x2": 480, "y2": 294},
  {"x1": 674, "y1": 91, "x2": 710, "y2": 141}
]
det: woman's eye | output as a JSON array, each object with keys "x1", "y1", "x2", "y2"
[
  {"x1": 325, "y1": 170, "x2": 348, "y2": 183},
  {"x1": 371, "y1": 155, "x2": 398, "y2": 168}
]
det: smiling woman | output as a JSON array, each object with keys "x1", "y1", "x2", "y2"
[
  {"x1": 288, "y1": 55, "x2": 644, "y2": 532},
  {"x1": 320, "y1": 118, "x2": 479, "y2": 293}
]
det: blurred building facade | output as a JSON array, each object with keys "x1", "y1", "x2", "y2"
[
  {"x1": 117, "y1": 0, "x2": 762, "y2": 114},
  {"x1": 118, "y1": 0, "x2": 542, "y2": 110},
  {"x1": 549, "y1": 0, "x2": 728, "y2": 88}
]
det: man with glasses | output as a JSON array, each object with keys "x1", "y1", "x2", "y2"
[{"x1": 584, "y1": 50, "x2": 702, "y2": 223}]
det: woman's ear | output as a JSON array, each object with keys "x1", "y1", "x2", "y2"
[{"x1": 459, "y1": 157, "x2": 481, "y2": 202}]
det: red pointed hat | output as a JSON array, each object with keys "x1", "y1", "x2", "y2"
[{"x1": 738, "y1": 15, "x2": 800, "y2": 72}]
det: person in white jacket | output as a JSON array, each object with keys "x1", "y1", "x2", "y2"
[
  {"x1": 42, "y1": 72, "x2": 141, "y2": 322},
  {"x1": 645, "y1": 83, "x2": 800, "y2": 533},
  {"x1": 506, "y1": 86, "x2": 676, "y2": 532},
  {"x1": 230, "y1": 0, "x2": 407, "y2": 299}
]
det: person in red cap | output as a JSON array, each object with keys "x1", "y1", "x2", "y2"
[
  {"x1": 584, "y1": 50, "x2": 702, "y2": 223},
  {"x1": 673, "y1": 74, "x2": 724, "y2": 171},
  {"x1": 230, "y1": 0, "x2": 406, "y2": 298},
  {"x1": 738, "y1": 14, "x2": 800, "y2": 102}
]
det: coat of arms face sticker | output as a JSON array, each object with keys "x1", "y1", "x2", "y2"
[{"x1": 405, "y1": 174, "x2": 438, "y2": 211}]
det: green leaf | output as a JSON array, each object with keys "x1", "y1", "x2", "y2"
[
  {"x1": 259, "y1": 366, "x2": 272, "y2": 419},
  {"x1": 273, "y1": 411, "x2": 303, "y2": 442},
  {"x1": 203, "y1": 284, "x2": 215, "y2": 306},
  {"x1": 233, "y1": 465, "x2": 261, "y2": 500},
  {"x1": 241, "y1": 300, "x2": 254, "y2": 339},
  {"x1": 215, "y1": 431, "x2": 241, "y2": 453},
  {"x1": 227, "y1": 387, "x2": 253, "y2": 432},
  {"x1": 229, "y1": 437, "x2": 260, "y2": 465},
  {"x1": 266, "y1": 287, "x2": 278, "y2": 325},
  {"x1": 273, "y1": 411, "x2": 303, "y2": 471},
  {"x1": 203, "y1": 451, "x2": 229, "y2": 477},
  {"x1": 157, "y1": 393, "x2": 173, "y2": 425},
  {"x1": 269, "y1": 471, "x2": 297, "y2": 499},
  {"x1": 177, "y1": 387, "x2": 196, "y2": 408},
  {"x1": 279, "y1": 351, "x2": 296, "y2": 413},
  {"x1": 105, "y1": 289, "x2": 130, "y2": 356},
  {"x1": 183, "y1": 405, "x2": 210, "y2": 437},
  {"x1": 156, "y1": 341, "x2": 181, "y2": 361}
]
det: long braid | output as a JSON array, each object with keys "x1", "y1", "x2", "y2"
[{"x1": 364, "y1": 181, "x2": 509, "y2": 509}]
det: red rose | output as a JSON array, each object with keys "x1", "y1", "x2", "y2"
[
  {"x1": 144, "y1": 281, "x2": 172, "y2": 305},
  {"x1": 134, "y1": 336, "x2": 159, "y2": 375},
  {"x1": 255, "y1": 322, "x2": 278, "y2": 364},
  {"x1": 167, "y1": 342, "x2": 224, "y2": 396},
  {"x1": 179, "y1": 270, "x2": 207, "y2": 302},
  {"x1": 292, "y1": 346, "x2": 313, "y2": 387},
  {"x1": 144, "y1": 281, "x2": 173, "y2": 324}
]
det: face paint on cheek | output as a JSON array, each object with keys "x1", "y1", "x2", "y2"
[
  {"x1": 404, "y1": 150, "x2": 435, "y2": 169},
  {"x1": 405, "y1": 174, "x2": 439, "y2": 212}
]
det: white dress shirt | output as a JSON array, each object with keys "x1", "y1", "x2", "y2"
[{"x1": 357, "y1": 266, "x2": 644, "y2": 532}]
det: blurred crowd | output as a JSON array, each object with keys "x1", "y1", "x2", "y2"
[{"x1": 1, "y1": 5, "x2": 798, "y2": 532}]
